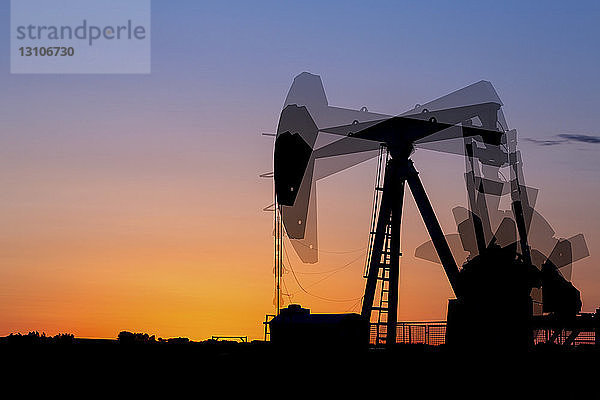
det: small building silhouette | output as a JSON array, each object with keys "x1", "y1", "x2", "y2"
[{"x1": 268, "y1": 304, "x2": 369, "y2": 349}]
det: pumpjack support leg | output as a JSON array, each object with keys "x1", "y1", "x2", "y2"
[
  {"x1": 403, "y1": 160, "x2": 461, "y2": 296},
  {"x1": 361, "y1": 159, "x2": 405, "y2": 346},
  {"x1": 361, "y1": 163, "x2": 394, "y2": 321},
  {"x1": 362, "y1": 157, "x2": 461, "y2": 347},
  {"x1": 387, "y1": 165, "x2": 405, "y2": 345}
]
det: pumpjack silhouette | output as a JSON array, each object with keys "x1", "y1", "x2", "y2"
[{"x1": 271, "y1": 72, "x2": 593, "y2": 350}]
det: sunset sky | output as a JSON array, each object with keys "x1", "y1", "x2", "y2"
[{"x1": 1, "y1": 1, "x2": 599, "y2": 340}]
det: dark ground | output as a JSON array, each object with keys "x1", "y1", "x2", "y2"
[{"x1": 1, "y1": 337, "x2": 598, "y2": 391}]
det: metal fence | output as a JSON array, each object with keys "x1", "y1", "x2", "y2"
[
  {"x1": 369, "y1": 321, "x2": 447, "y2": 346},
  {"x1": 532, "y1": 329, "x2": 596, "y2": 346},
  {"x1": 265, "y1": 314, "x2": 597, "y2": 347},
  {"x1": 371, "y1": 322, "x2": 598, "y2": 347}
]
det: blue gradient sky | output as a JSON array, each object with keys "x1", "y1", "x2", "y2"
[{"x1": 0, "y1": 1, "x2": 599, "y2": 339}]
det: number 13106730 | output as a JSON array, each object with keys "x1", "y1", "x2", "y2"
[{"x1": 19, "y1": 47, "x2": 75, "y2": 56}]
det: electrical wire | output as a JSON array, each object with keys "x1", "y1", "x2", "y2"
[
  {"x1": 290, "y1": 239, "x2": 366, "y2": 255},
  {"x1": 294, "y1": 253, "x2": 365, "y2": 275},
  {"x1": 306, "y1": 253, "x2": 364, "y2": 288},
  {"x1": 283, "y1": 241, "x2": 364, "y2": 303},
  {"x1": 344, "y1": 297, "x2": 363, "y2": 313}
]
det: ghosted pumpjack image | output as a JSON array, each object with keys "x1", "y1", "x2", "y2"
[{"x1": 268, "y1": 72, "x2": 599, "y2": 351}]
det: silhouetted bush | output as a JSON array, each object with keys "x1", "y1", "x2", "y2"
[
  {"x1": 118, "y1": 331, "x2": 157, "y2": 344},
  {"x1": 5, "y1": 331, "x2": 57, "y2": 344},
  {"x1": 166, "y1": 337, "x2": 190, "y2": 344},
  {"x1": 53, "y1": 333, "x2": 74, "y2": 344}
]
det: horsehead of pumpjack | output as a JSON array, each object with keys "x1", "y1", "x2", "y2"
[{"x1": 275, "y1": 72, "x2": 505, "y2": 267}]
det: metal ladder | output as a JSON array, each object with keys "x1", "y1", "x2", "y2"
[
  {"x1": 372, "y1": 221, "x2": 393, "y2": 346},
  {"x1": 363, "y1": 145, "x2": 396, "y2": 346}
]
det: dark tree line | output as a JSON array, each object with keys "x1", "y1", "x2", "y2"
[{"x1": 1, "y1": 331, "x2": 74, "y2": 344}]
